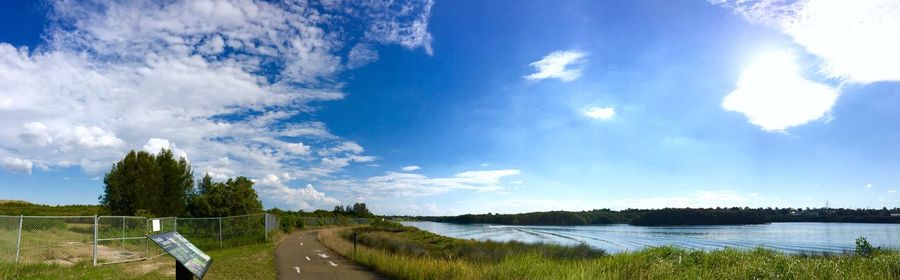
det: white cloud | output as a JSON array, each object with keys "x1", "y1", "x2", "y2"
[
  {"x1": 255, "y1": 174, "x2": 340, "y2": 210},
  {"x1": 583, "y1": 106, "x2": 616, "y2": 120},
  {"x1": 322, "y1": 141, "x2": 365, "y2": 155},
  {"x1": 347, "y1": 43, "x2": 380, "y2": 69},
  {"x1": 0, "y1": 0, "x2": 436, "y2": 207},
  {"x1": 722, "y1": 51, "x2": 838, "y2": 131},
  {"x1": 0, "y1": 156, "x2": 33, "y2": 174},
  {"x1": 282, "y1": 142, "x2": 311, "y2": 156},
  {"x1": 362, "y1": 0, "x2": 436, "y2": 55},
  {"x1": 865, "y1": 183, "x2": 873, "y2": 189},
  {"x1": 524, "y1": 50, "x2": 587, "y2": 82},
  {"x1": 401, "y1": 165, "x2": 421, "y2": 171},
  {"x1": 890, "y1": 189, "x2": 897, "y2": 194},
  {"x1": 714, "y1": 0, "x2": 900, "y2": 84},
  {"x1": 143, "y1": 138, "x2": 189, "y2": 161},
  {"x1": 322, "y1": 169, "x2": 522, "y2": 200}
]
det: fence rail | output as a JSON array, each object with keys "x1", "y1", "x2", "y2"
[{"x1": 0, "y1": 213, "x2": 278, "y2": 266}]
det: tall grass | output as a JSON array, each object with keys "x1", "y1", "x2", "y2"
[{"x1": 318, "y1": 222, "x2": 900, "y2": 280}]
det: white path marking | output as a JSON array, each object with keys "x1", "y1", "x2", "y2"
[
  {"x1": 318, "y1": 253, "x2": 329, "y2": 259},
  {"x1": 294, "y1": 267, "x2": 301, "y2": 273},
  {"x1": 305, "y1": 256, "x2": 311, "y2": 261},
  {"x1": 328, "y1": 261, "x2": 338, "y2": 267},
  {"x1": 300, "y1": 242, "x2": 303, "y2": 246}
]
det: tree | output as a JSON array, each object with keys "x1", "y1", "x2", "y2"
[
  {"x1": 155, "y1": 149, "x2": 194, "y2": 216},
  {"x1": 351, "y1": 203, "x2": 373, "y2": 217},
  {"x1": 100, "y1": 149, "x2": 193, "y2": 216},
  {"x1": 187, "y1": 174, "x2": 263, "y2": 217}
]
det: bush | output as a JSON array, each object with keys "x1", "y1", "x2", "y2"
[
  {"x1": 856, "y1": 236, "x2": 877, "y2": 257},
  {"x1": 280, "y1": 216, "x2": 295, "y2": 233},
  {"x1": 294, "y1": 217, "x2": 304, "y2": 229},
  {"x1": 277, "y1": 214, "x2": 307, "y2": 232}
]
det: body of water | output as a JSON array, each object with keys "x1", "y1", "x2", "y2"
[{"x1": 401, "y1": 221, "x2": 900, "y2": 254}]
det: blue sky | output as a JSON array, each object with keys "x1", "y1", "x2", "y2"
[{"x1": 0, "y1": 0, "x2": 898, "y2": 215}]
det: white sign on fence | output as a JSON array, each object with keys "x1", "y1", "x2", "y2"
[{"x1": 152, "y1": 219, "x2": 161, "y2": 232}]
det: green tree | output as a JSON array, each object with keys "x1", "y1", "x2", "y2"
[
  {"x1": 155, "y1": 149, "x2": 194, "y2": 216},
  {"x1": 351, "y1": 202, "x2": 373, "y2": 217},
  {"x1": 188, "y1": 174, "x2": 263, "y2": 217},
  {"x1": 100, "y1": 149, "x2": 193, "y2": 216}
]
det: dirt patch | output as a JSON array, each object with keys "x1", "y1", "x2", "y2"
[
  {"x1": 127, "y1": 258, "x2": 169, "y2": 274},
  {"x1": 95, "y1": 243, "x2": 145, "y2": 263},
  {"x1": 43, "y1": 259, "x2": 76, "y2": 266}
]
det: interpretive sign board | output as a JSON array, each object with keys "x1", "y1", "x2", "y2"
[{"x1": 148, "y1": 232, "x2": 212, "y2": 279}]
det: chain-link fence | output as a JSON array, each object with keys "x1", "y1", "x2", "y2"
[
  {"x1": 1, "y1": 213, "x2": 278, "y2": 266},
  {"x1": 14, "y1": 216, "x2": 95, "y2": 265},
  {"x1": 0, "y1": 216, "x2": 22, "y2": 263},
  {"x1": 95, "y1": 216, "x2": 158, "y2": 265}
]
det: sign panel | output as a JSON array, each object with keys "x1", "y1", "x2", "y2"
[
  {"x1": 152, "y1": 219, "x2": 161, "y2": 232},
  {"x1": 148, "y1": 232, "x2": 212, "y2": 279}
]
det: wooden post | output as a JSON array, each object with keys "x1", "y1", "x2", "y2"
[{"x1": 353, "y1": 231, "x2": 357, "y2": 257}]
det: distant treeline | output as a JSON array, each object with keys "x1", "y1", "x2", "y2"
[
  {"x1": 0, "y1": 200, "x2": 101, "y2": 216},
  {"x1": 413, "y1": 207, "x2": 900, "y2": 226},
  {"x1": 268, "y1": 203, "x2": 377, "y2": 232}
]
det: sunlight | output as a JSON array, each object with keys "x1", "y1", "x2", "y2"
[{"x1": 722, "y1": 51, "x2": 838, "y2": 131}]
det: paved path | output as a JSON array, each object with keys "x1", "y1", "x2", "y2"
[{"x1": 275, "y1": 230, "x2": 385, "y2": 280}]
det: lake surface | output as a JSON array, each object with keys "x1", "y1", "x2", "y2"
[{"x1": 401, "y1": 221, "x2": 900, "y2": 254}]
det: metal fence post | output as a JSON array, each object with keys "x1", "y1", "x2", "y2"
[
  {"x1": 15, "y1": 215, "x2": 23, "y2": 263},
  {"x1": 218, "y1": 217, "x2": 223, "y2": 248},
  {"x1": 264, "y1": 214, "x2": 268, "y2": 241},
  {"x1": 121, "y1": 216, "x2": 125, "y2": 262},
  {"x1": 93, "y1": 215, "x2": 98, "y2": 266},
  {"x1": 144, "y1": 218, "x2": 149, "y2": 258}
]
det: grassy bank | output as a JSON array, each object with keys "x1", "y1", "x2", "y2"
[
  {"x1": 0, "y1": 235, "x2": 278, "y2": 279},
  {"x1": 318, "y1": 221, "x2": 900, "y2": 280}
]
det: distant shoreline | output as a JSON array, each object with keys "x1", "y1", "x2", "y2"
[{"x1": 404, "y1": 207, "x2": 900, "y2": 226}]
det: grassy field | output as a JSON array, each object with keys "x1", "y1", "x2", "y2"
[
  {"x1": 0, "y1": 201, "x2": 101, "y2": 216},
  {"x1": 0, "y1": 235, "x2": 278, "y2": 279},
  {"x1": 318, "y1": 221, "x2": 900, "y2": 280}
]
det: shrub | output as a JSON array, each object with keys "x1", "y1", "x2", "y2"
[
  {"x1": 294, "y1": 217, "x2": 304, "y2": 229},
  {"x1": 855, "y1": 236, "x2": 877, "y2": 257},
  {"x1": 280, "y1": 216, "x2": 295, "y2": 233}
]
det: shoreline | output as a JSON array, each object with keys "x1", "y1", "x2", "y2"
[{"x1": 317, "y1": 221, "x2": 900, "y2": 279}]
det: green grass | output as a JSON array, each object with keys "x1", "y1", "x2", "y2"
[
  {"x1": 0, "y1": 235, "x2": 277, "y2": 279},
  {"x1": 202, "y1": 242, "x2": 276, "y2": 279},
  {"x1": 319, "y1": 222, "x2": 900, "y2": 280}
]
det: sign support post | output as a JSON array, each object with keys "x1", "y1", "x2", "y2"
[{"x1": 176, "y1": 260, "x2": 193, "y2": 280}]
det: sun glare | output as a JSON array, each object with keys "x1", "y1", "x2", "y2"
[{"x1": 722, "y1": 51, "x2": 838, "y2": 131}]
